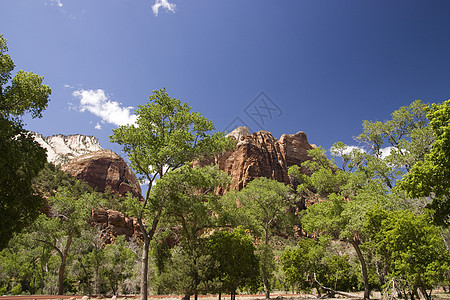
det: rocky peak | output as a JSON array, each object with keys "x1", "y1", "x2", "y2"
[
  {"x1": 198, "y1": 128, "x2": 315, "y2": 192},
  {"x1": 226, "y1": 126, "x2": 251, "y2": 141},
  {"x1": 33, "y1": 133, "x2": 103, "y2": 165},
  {"x1": 279, "y1": 131, "x2": 314, "y2": 171}
]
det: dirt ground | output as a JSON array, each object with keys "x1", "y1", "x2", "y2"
[{"x1": 1, "y1": 291, "x2": 449, "y2": 300}]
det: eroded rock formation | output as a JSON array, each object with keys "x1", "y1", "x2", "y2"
[
  {"x1": 61, "y1": 149, "x2": 142, "y2": 199},
  {"x1": 33, "y1": 133, "x2": 103, "y2": 165},
  {"x1": 197, "y1": 127, "x2": 315, "y2": 192},
  {"x1": 91, "y1": 208, "x2": 141, "y2": 243}
]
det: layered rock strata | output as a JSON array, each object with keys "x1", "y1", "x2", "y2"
[
  {"x1": 197, "y1": 127, "x2": 315, "y2": 192},
  {"x1": 33, "y1": 133, "x2": 103, "y2": 165},
  {"x1": 61, "y1": 149, "x2": 142, "y2": 199}
]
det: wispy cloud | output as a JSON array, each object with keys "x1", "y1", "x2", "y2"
[
  {"x1": 152, "y1": 0, "x2": 176, "y2": 16},
  {"x1": 49, "y1": 0, "x2": 63, "y2": 7},
  {"x1": 72, "y1": 89, "x2": 137, "y2": 128}
]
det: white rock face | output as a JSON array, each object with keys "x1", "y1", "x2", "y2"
[
  {"x1": 33, "y1": 133, "x2": 103, "y2": 165},
  {"x1": 226, "y1": 126, "x2": 251, "y2": 141}
]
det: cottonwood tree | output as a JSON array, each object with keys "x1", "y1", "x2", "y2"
[
  {"x1": 0, "y1": 33, "x2": 51, "y2": 249},
  {"x1": 400, "y1": 99, "x2": 450, "y2": 226},
  {"x1": 281, "y1": 236, "x2": 358, "y2": 295},
  {"x1": 207, "y1": 227, "x2": 260, "y2": 300},
  {"x1": 365, "y1": 208, "x2": 449, "y2": 300},
  {"x1": 31, "y1": 188, "x2": 98, "y2": 295},
  {"x1": 223, "y1": 177, "x2": 294, "y2": 299},
  {"x1": 151, "y1": 165, "x2": 230, "y2": 300},
  {"x1": 110, "y1": 88, "x2": 234, "y2": 300},
  {"x1": 293, "y1": 100, "x2": 440, "y2": 299}
]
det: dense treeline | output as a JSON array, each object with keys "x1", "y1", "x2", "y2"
[{"x1": 0, "y1": 33, "x2": 449, "y2": 299}]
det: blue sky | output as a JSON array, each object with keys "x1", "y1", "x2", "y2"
[{"x1": 1, "y1": 0, "x2": 450, "y2": 155}]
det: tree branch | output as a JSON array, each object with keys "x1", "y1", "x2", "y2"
[{"x1": 313, "y1": 273, "x2": 361, "y2": 299}]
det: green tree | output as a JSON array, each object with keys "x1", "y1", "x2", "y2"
[
  {"x1": 281, "y1": 236, "x2": 358, "y2": 295},
  {"x1": 294, "y1": 100, "x2": 440, "y2": 299},
  {"x1": 365, "y1": 208, "x2": 449, "y2": 299},
  {"x1": 100, "y1": 236, "x2": 139, "y2": 295},
  {"x1": 224, "y1": 177, "x2": 294, "y2": 299},
  {"x1": 151, "y1": 165, "x2": 230, "y2": 299},
  {"x1": 0, "y1": 33, "x2": 51, "y2": 249},
  {"x1": 400, "y1": 100, "x2": 450, "y2": 226},
  {"x1": 281, "y1": 237, "x2": 329, "y2": 294},
  {"x1": 110, "y1": 88, "x2": 234, "y2": 300},
  {"x1": 207, "y1": 228, "x2": 260, "y2": 300},
  {"x1": 31, "y1": 188, "x2": 98, "y2": 295},
  {"x1": 291, "y1": 145, "x2": 396, "y2": 299}
]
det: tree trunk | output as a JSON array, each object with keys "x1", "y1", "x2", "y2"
[
  {"x1": 349, "y1": 239, "x2": 370, "y2": 299},
  {"x1": 79, "y1": 261, "x2": 92, "y2": 297},
  {"x1": 375, "y1": 260, "x2": 386, "y2": 291},
  {"x1": 58, "y1": 234, "x2": 72, "y2": 295},
  {"x1": 141, "y1": 234, "x2": 150, "y2": 300},
  {"x1": 263, "y1": 230, "x2": 270, "y2": 299}
]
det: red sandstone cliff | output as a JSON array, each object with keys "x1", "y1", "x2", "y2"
[
  {"x1": 61, "y1": 149, "x2": 142, "y2": 199},
  {"x1": 196, "y1": 127, "x2": 315, "y2": 192}
]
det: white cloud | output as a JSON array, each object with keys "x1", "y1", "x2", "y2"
[
  {"x1": 64, "y1": 84, "x2": 74, "y2": 89},
  {"x1": 50, "y1": 0, "x2": 63, "y2": 7},
  {"x1": 379, "y1": 147, "x2": 395, "y2": 159},
  {"x1": 341, "y1": 145, "x2": 365, "y2": 155},
  {"x1": 152, "y1": 0, "x2": 176, "y2": 16},
  {"x1": 95, "y1": 122, "x2": 102, "y2": 130},
  {"x1": 72, "y1": 89, "x2": 137, "y2": 127},
  {"x1": 331, "y1": 144, "x2": 366, "y2": 157}
]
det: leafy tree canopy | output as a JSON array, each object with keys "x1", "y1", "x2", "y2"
[
  {"x1": 110, "y1": 88, "x2": 234, "y2": 300},
  {"x1": 0, "y1": 34, "x2": 51, "y2": 249},
  {"x1": 399, "y1": 100, "x2": 450, "y2": 226}
]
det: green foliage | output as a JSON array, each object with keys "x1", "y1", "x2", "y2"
[
  {"x1": 153, "y1": 164, "x2": 231, "y2": 241},
  {"x1": 365, "y1": 208, "x2": 450, "y2": 295},
  {"x1": 100, "y1": 236, "x2": 138, "y2": 295},
  {"x1": 150, "y1": 165, "x2": 231, "y2": 296},
  {"x1": 358, "y1": 100, "x2": 432, "y2": 171},
  {"x1": 110, "y1": 88, "x2": 235, "y2": 299},
  {"x1": 0, "y1": 34, "x2": 51, "y2": 120},
  {"x1": 34, "y1": 163, "x2": 93, "y2": 196},
  {"x1": 110, "y1": 88, "x2": 234, "y2": 190},
  {"x1": 0, "y1": 34, "x2": 51, "y2": 250},
  {"x1": 225, "y1": 177, "x2": 294, "y2": 243},
  {"x1": 400, "y1": 100, "x2": 450, "y2": 226},
  {"x1": 281, "y1": 236, "x2": 358, "y2": 293},
  {"x1": 156, "y1": 245, "x2": 215, "y2": 297},
  {"x1": 0, "y1": 118, "x2": 47, "y2": 249},
  {"x1": 207, "y1": 228, "x2": 260, "y2": 295},
  {"x1": 223, "y1": 177, "x2": 293, "y2": 298}
]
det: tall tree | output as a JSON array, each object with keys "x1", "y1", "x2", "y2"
[
  {"x1": 110, "y1": 88, "x2": 234, "y2": 300},
  {"x1": 224, "y1": 177, "x2": 294, "y2": 299},
  {"x1": 152, "y1": 165, "x2": 230, "y2": 300},
  {"x1": 294, "y1": 100, "x2": 440, "y2": 299},
  {"x1": 365, "y1": 208, "x2": 449, "y2": 300},
  {"x1": 0, "y1": 33, "x2": 51, "y2": 249},
  {"x1": 31, "y1": 188, "x2": 98, "y2": 295},
  {"x1": 207, "y1": 228, "x2": 260, "y2": 300},
  {"x1": 399, "y1": 100, "x2": 450, "y2": 226}
]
